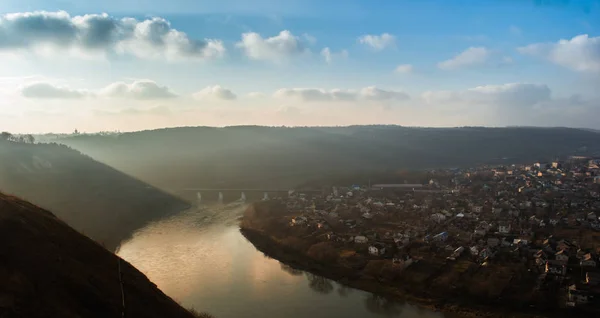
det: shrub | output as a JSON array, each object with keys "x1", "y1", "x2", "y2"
[{"x1": 188, "y1": 307, "x2": 215, "y2": 318}]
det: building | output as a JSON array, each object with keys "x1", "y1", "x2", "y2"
[
  {"x1": 368, "y1": 243, "x2": 386, "y2": 256},
  {"x1": 580, "y1": 254, "x2": 597, "y2": 267},
  {"x1": 546, "y1": 260, "x2": 566, "y2": 277},
  {"x1": 586, "y1": 272, "x2": 600, "y2": 285},
  {"x1": 432, "y1": 232, "x2": 448, "y2": 242},
  {"x1": 371, "y1": 184, "x2": 423, "y2": 191},
  {"x1": 354, "y1": 236, "x2": 368, "y2": 244},
  {"x1": 555, "y1": 250, "x2": 569, "y2": 263},
  {"x1": 498, "y1": 222, "x2": 511, "y2": 234}
]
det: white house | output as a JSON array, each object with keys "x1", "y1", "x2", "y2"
[
  {"x1": 368, "y1": 244, "x2": 386, "y2": 256},
  {"x1": 431, "y1": 213, "x2": 446, "y2": 223},
  {"x1": 354, "y1": 236, "x2": 368, "y2": 244},
  {"x1": 498, "y1": 222, "x2": 511, "y2": 234}
]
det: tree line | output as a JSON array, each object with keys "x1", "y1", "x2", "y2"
[{"x1": 1, "y1": 131, "x2": 35, "y2": 144}]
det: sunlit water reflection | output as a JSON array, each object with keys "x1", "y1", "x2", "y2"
[{"x1": 118, "y1": 204, "x2": 446, "y2": 318}]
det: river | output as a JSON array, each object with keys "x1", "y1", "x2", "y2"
[{"x1": 117, "y1": 204, "x2": 447, "y2": 318}]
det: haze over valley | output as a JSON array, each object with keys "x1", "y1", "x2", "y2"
[{"x1": 1, "y1": 1, "x2": 600, "y2": 317}]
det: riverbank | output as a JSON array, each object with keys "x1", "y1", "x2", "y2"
[{"x1": 240, "y1": 221, "x2": 565, "y2": 318}]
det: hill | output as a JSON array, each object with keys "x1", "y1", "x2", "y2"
[
  {"x1": 56, "y1": 125, "x2": 600, "y2": 190},
  {"x1": 0, "y1": 140, "x2": 190, "y2": 250},
  {"x1": 0, "y1": 192, "x2": 200, "y2": 318}
]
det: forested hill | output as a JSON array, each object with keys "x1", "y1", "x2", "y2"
[
  {"x1": 0, "y1": 140, "x2": 190, "y2": 250},
  {"x1": 0, "y1": 192, "x2": 198, "y2": 318},
  {"x1": 57, "y1": 126, "x2": 600, "y2": 190}
]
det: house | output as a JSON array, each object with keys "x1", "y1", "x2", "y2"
[
  {"x1": 291, "y1": 216, "x2": 307, "y2": 226},
  {"x1": 557, "y1": 239, "x2": 573, "y2": 252},
  {"x1": 447, "y1": 246, "x2": 465, "y2": 261},
  {"x1": 498, "y1": 222, "x2": 511, "y2": 234},
  {"x1": 545, "y1": 260, "x2": 566, "y2": 277},
  {"x1": 354, "y1": 236, "x2": 368, "y2": 244},
  {"x1": 368, "y1": 243, "x2": 386, "y2": 256},
  {"x1": 392, "y1": 254, "x2": 414, "y2": 268},
  {"x1": 487, "y1": 237, "x2": 500, "y2": 247},
  {"x1": 431, "y1": 213, "x2": 446, "y2": 223},
  {"x1": 567, "y1": 285, "x2": 592, "y2": 306},
  {"x1": 513, "y1": 239, "x2": 529, "y2": 246},
  {"x1": 580, "y1": 254, "x2": 597, "y2": 267},
  {"x1": 432, "y1": 232, "x2": 449, "y2": 242},
  {"x1": 586, "y1": 272, "x2": 600, "y2": 285},
  {"x1": 555, "y1": 250, "x2": 569, "y2": 263}
]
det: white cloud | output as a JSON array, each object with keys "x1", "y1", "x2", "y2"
[
  {"x1": 0, "y1": 11, "x2": 225, "y2": 61},
  {"x1": 438, "y1": 47, "x2": 490, "y2": 70},
  {"x1": 236, "y1": 30, "x2": 309, "y2": 62},
  {"x1": 395, "y1": 64, "x2": 413, "y2": 74},
  {"x1": 422, "y1": 83, "x2": 551, "y2": 107},
  {"x1": 246, "y1": 92, "x2": 267, "y2": 99},
  {"x1": 273, "y1": 86, "x2": 409, "y2": 102},
  {"x1": 21, "y1": 82, "x2": 89, "y2": 99},
  {"x1": 101, "y1": 80, "x2": 177, "y2": 99},
  {"x1": 320, "y1": 47, "x2": 349, "y2": 64},
  {"x1": 358, "y1": 33, "x2": 396, "y2": 51},
  {"x1": 193, "y1": 85, "x2": 237, "y2": 100},
  {"x1": 518, "y1": 34, "x2": 600, "y2": 72},
  {"x1": 95, "y1": 105, "x2": 172, "y2": 116},
  {"x1": 302, "y1": 33, "x2": 317, "y2": 45},
  {"x1": 360, "y1": 86, "x2": 410, "y2": 101}
]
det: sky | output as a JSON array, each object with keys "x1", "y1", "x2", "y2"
[{"x1": 0, "y1": 0, "x2": 599, "y2": 133}]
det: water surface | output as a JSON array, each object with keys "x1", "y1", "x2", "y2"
[{"x1": 118, "y1": 205, "x2": 446, "y2": 318}]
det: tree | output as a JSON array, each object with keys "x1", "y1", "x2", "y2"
[
  {"x1": 24, "y1": 134, "x2": 35, "y2": 144},
  {"x1": 1, "y1": 131, "x2": 13, "y2": 141}
]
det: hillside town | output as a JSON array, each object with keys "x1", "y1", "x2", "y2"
[{"x1": 275, "y1": 157, "x2": 600, "y2": 311}]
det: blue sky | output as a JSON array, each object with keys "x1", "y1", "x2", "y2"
[{"x1": 0, "y1": 0, "x2": 599, "y2": 132}]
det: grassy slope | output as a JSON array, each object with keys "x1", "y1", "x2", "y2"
[{"x1": 0, "y1": 192, "x2": 196, "y2": 318}]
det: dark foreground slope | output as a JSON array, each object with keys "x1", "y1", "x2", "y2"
[
  {"x1": 0, "y1": 141, "x2": 190, "y2": 250},
  {"x1": 0, "y1": 192, "x2": 197, "y2": 318},
  {"x1": 58, "y1": 126, "x2": 600, "y2": 190}
]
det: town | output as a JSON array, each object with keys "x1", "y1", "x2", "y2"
[{"x1": 251, "y1": 156, "x2": 600, "y2": 314}]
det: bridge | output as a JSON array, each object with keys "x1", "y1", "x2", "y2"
[
  {"x1": 181, "y1": 188, "x2": 322, "y2": 193},
  {"x1": 178, "y1": 188, "x2": 323, "y2": 203}
]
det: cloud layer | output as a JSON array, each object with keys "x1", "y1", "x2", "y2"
[
  {"x1": 438, "y1": 47, "x2": 490, "y2": 70},
  {"x1": 0, "y1": 11, "x2": 225, "y2": 60},
  {"x1": 101, "y1": 80, "x2": 177, "y2": 99},
  {"x1": 273, "y1": 86, "x2": 409, "y2": 102},
  {"x1": 358, "y1": 33, "x2": 396, "y2": 51},
  {"x1": 21, "y1": 82, "x2": 89, "y2": 99},
  {"x1": 422, "y1": 83, "x2": 551, "y2": 107},
  {"x1": 21, "y1": 80, "x2": 176, "y2": 99},
  {"x1": 193, "y1": 85, "x2": 237, "y2": 100},
  {"x1": 236, "y1": 30, "x2": 309, "y2": 62},
  {"x1": 518, "y1": 34, "x2": 600, "y2": 72}
]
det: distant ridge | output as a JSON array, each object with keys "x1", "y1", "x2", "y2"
[
  {"x1": 56, "y1": 125, "x2": 600, "y2": 191},
  {"x1": 0, "y1": 140, "x2": 190, "y2": 251}
]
